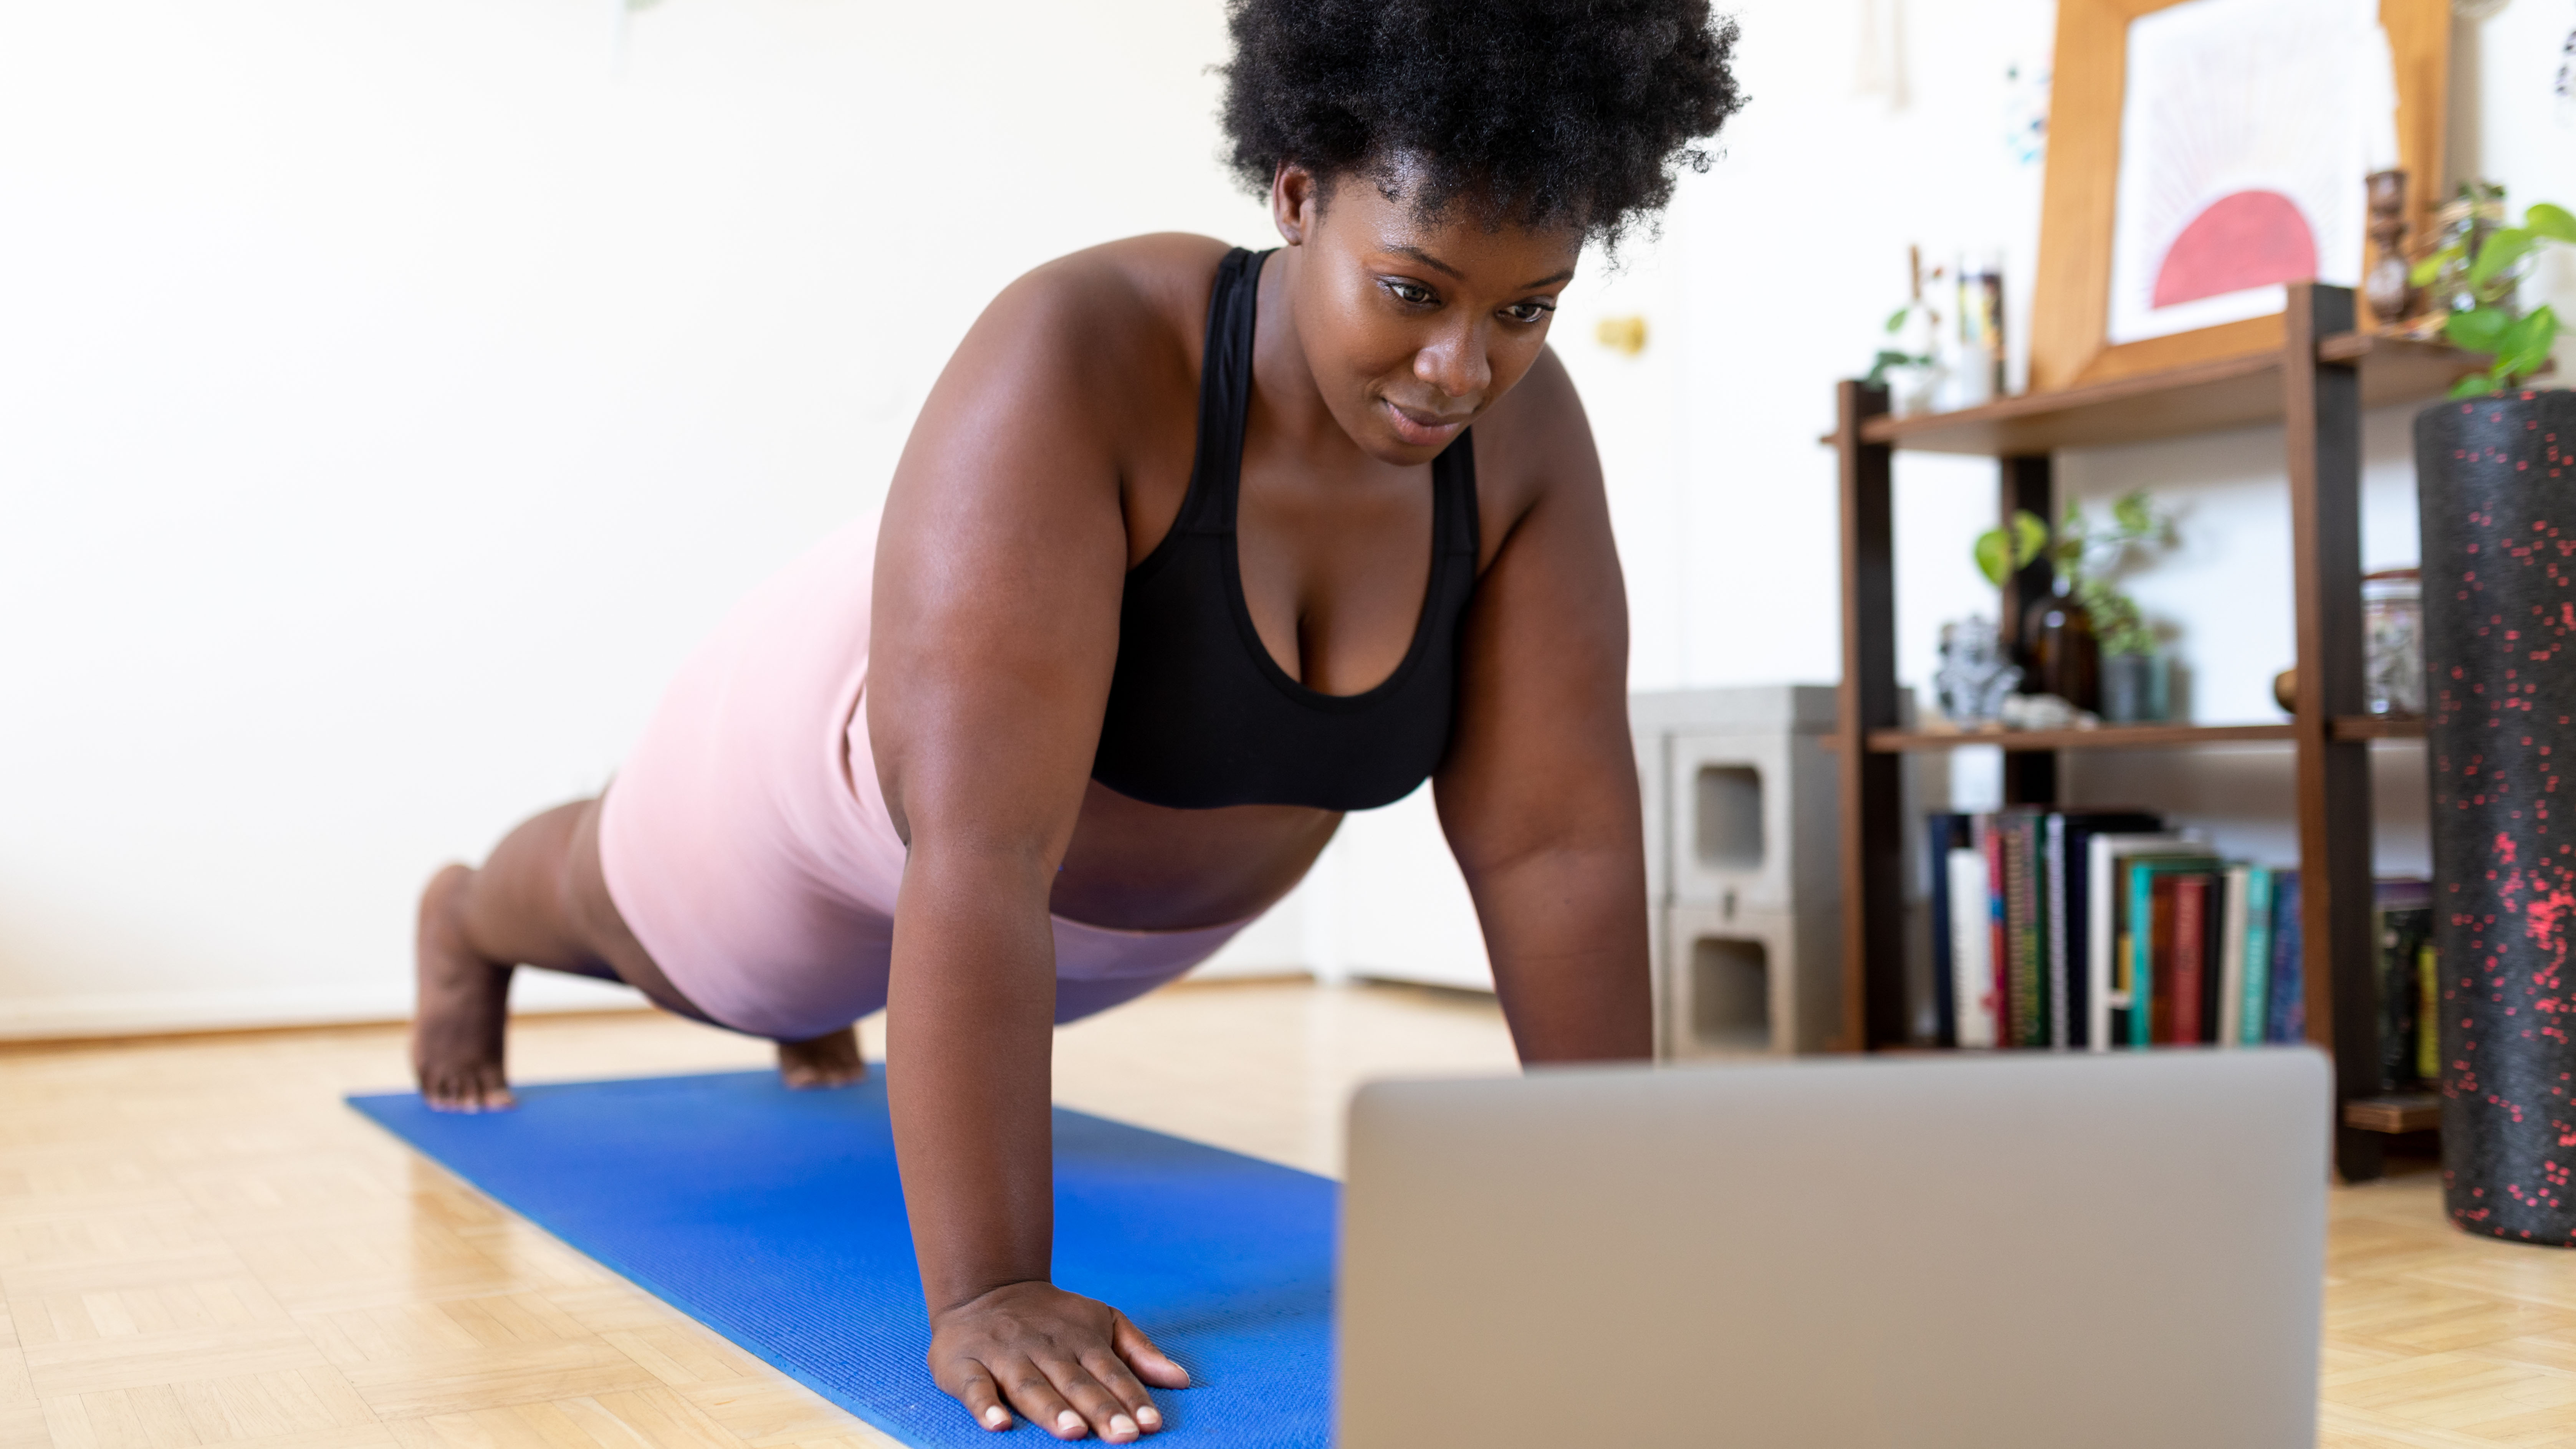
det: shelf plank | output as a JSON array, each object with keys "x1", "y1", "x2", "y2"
[
  {"x1": 2331, "y1": 714, "x2": 2427, "y2": 741},
  {"x1": 1830, "y1": 332, "x2": 2484, "y2": 457},
  {"x1": 1862, "y1": 723, "x2": 2297, "y2": 753},
  {"x1": 2344, "y1": 1092, "x2": 2441, "y2": 1134}
]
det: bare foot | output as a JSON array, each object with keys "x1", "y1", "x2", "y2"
[
  {"x1": 778, "y1": 1027, "x2": 867, "y2": 1090},
  {"x1": 413, "y1": 864, "x2": 517, "y2": 1112}
]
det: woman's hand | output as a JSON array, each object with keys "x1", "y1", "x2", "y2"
[{"x1": 930, "y1": 1280, "x2": 1190, "y2": 1439}]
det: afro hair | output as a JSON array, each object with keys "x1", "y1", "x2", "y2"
[{"x1": 1219, "y1": 0, "x2": 1745, "y2": 250}]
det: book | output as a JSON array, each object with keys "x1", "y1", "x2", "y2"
[
  {"x1": 2200, "y1": 866, "x2": 2229, "y2": 1045},
  {"x1": 2085, "y1": 833, "x2": 2199, "y2": 1050},
  {"x1": 2128, "y1": 853, "x2": 2224, "y2": 1047},
  {"x1": 1947, "y1": 846, "x2": 1997, "y2": 1049},
  {"x1": 2053, "y1": 812, "x2": 2163, "y2": 1050},
  {"x1": 2268, "y1": 872, "x2": 2305, "y2": 1042},
  {"x1": 1985, "y1": 818, "x2": 2008, "y2": 1045},
  {"x1": 2238, "y1": 867, "x2": 2275, "y2": 1046},
  {"x1": 2172, "y1": 872, "x2": 2211, "y2": 1044},
  {"x1": 2417, "y1": 935, "x2": 2440, "y2": 1082},
  {"x1": 2217, "y1": 863, "x2": 2252, "y2": 1045},
  {"x1": 1926, "y1": 813, "x2": 1975, "y2": 1047},
  {"x1": 2003, "y1": 813, "x2": 2045, "y2": 1049},
  {"x1": 2375, "y1": 879, "x2": 2433, "y2": 1091}
]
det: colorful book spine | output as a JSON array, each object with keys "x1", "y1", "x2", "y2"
[
  {"x1": 2045, "y1": 814, "x2": 2071, "y2": 1049},
  {"x1": 1986, "y1": 820, "x2": 2009, "y2": 1046},
  {"x1": 2007, "y1": 815, "x2": 2045, "y2": 1050},
  {"x1": 1948, "y1": 847, "x2": 1997, "y2": 1049},
  {"x1": 2238, "y1": 867, "x2": 2273, "y2": 1045},
  {"x1": 2171, "y1": 873, "x2": 2208, "y2": 1045},
  {"x1": 2217, "y1": 864, "x2": 2250, "y2": 1046},
  {"x1": 2417, "y1": 937, "x2": 2440, "y2": 1083},
  {"x1": 2267, "y1": 872, "x2": 2305, "y2": 1043}
]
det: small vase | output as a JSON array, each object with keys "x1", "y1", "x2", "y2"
[
  {"x1": 2022, "y1": 589, "x2": 2101, "y2": 713},
  {"x1": 2418, "y1": 385, "x2": 2576, "y2": 1246},
  {"x1": 2099, "y1": 652, "x2": 2167, "y2": 724}
]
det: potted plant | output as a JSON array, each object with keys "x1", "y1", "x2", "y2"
[
  {"x1": 2410, "y1": 198, "x2": 2576, "y2": 1245},
  {"x1": 1974, "y1": 491, "x2": 2175, "y2": 721}
]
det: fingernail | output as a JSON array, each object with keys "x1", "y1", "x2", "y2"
[
  {"x1": 984, "y1": 1406, "x2": 1010, "y2": 1428},
  {"x1": 1136, "y1": 1406, "x2": 1161, "y2": 1428},
  {"x1": 1057, "y1": 1409, "x2": 1084, "y2": 1434},
  {"x1": 1110, "y1": 1414, "x2": 1137, "y2": 1438}
]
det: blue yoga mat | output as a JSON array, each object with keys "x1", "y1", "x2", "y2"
[{"x1": 349, "y1": 1070, "x2": 1335, "y2": 1447}]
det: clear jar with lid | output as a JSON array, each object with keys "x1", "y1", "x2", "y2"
[{"x1": 2363, "y1": 568, "x2": 2423, "y2": 716}]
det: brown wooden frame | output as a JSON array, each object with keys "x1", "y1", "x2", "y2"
[{"x1": 2028, "y1": 0, "x2": 2450, "y2": 393}]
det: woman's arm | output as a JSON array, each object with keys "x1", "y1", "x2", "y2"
[
  {"x1": 867, "y1": 259, "x2": 1195, "y2": 1442},
  {"x1": 1434, "y1": 350, "x2": 1654, "y2": 1063}
]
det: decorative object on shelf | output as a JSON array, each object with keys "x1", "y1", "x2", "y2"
[
  {"x1": 2100, "y1": 651, "x2": 2171, "y2": 724},
  {"x1": 1595, "y1": 315, "x2": 1648, "y2": 356},
  {"x1": 2030, "y1": 0, "x2": 2447, "y2": 391},
  {"x1": 2273, "y1": 667, "x2": 2299, "y2": 715},
  {"x1": 1934, "y1": 617, "x2": 2021, "y2": 725},
  {"x1": 1941, "y1": 252, "x2": 2007, "y2": 411},
  {"x1": 1998, "y1": 693, "x2": 2095, "y2": 731},
  {"x1": 2365, "y1": 169, "x2": 2424, "y2": 327},
  {"x1": 2412, "y1": 192, "x2": 2573, "y2": 397},
  {"x1": 2023, "y1": 589, "x2": 2101, "y2": 712},
  {"x1": 2361, "y1": 567, "x2": 2424, "y2": 716},
  {"x1": 1978, "y1": 490, "x2": 2175, "y2": 715},
  {"x1": 2417, "y1": 385, "x2": 2576, "y2": 1245},
  {"x1": 1870, "y1": 246, "x2": 1944, "y2": 416}
]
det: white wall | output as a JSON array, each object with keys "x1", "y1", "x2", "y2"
[
  {"x1": 0, "y1": 0, "x2": 1290, "y2": 1034},
  {"x1": 5, "y1": 0, "x2": 2568, "y2": 1032}
]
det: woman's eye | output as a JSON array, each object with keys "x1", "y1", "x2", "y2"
[
  {"x1": 1504, "y1": 301, "x2": 1553, "y2": 325},
  {"x1": 1384, "y1": 280, "x2": 1438, "y2": 307}
]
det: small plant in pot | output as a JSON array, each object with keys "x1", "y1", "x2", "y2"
[
  {"x1": 1974, "y1": 491, "x2": 2175, "y2": 722},
  {"x1": 2410, "y1": 197, "x2": 2576, "y2": 1245}
]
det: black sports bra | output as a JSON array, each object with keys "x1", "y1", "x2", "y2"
[{"x1": 1089, "y1": 248, "x2": 1482, "y2": 812}]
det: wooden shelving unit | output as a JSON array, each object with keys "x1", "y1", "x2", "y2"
[{"x1": 1830, "y1": 283, "x2": 2480, "y2": 1183}]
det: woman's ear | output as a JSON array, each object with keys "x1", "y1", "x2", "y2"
[{"x1": 1271, "y1": 163, "x2": 1319, "y2": 246}]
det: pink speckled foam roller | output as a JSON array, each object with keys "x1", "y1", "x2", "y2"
[{"x1": 2418, "y1": 387, "x2": 2576, "y2": 1245}]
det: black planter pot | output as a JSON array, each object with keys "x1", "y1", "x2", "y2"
[{"x1": 2416, "y1": 387, "x2": 2576, "y2": 1245}]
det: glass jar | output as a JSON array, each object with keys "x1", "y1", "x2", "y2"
[
  {"x1": 2425, "y1": 181, "x2": 2516, "y2": 319},
  {"x1": 2363, "y1": 568, "x2": 2424, "y2": 717},
  {"x1": 2022, "y1": 587, "x2": 2100, "y2": 713}
]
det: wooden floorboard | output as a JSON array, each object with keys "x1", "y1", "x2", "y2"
[{"x1": 0, "y1": 982, "x2": 2567, "y2": 1446}]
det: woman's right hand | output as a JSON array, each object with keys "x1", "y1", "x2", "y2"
[{"x1": 929, "y1": 1280, "x2": 1190, "y2": 1440}]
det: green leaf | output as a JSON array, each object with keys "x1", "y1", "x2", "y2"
[
  {"x1": 1974, "y1": 529, "x2": 2013, "y2": 588},
  {"x1": 2470, "y1": 229, "x2": 2537, "y2": 289},
  {"x1": 2500, "y1": 305, "x2": 2561, "y2": 383},
  {"x1": 2010, "y1": 509, "x2": 2049, "y2": 569},
  {"x1": 2111, "y1": 491, "x2": 2153, "y2": 536},
  {"x1": 2528, "y1": 203, "x2": 2576, "y2": 244},
  {"x1": 2450, "y1": 371, "x2": 2501, "y2": 400},
  {"x1": 2411, "y1": 250, "x2": 2456, "y2": 287},
  {"x1": 1886, "y1": 308, "x2": 1909, "y2": 334},
  {"x1": 2446, "y1": 306, "x2": 2514, "y2": 354}
]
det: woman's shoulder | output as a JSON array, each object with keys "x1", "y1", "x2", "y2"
[
  {"x1": 1464, "y1": 345, "x2": 1601, "y2": 555},
  {"x1": 980, "y1": 233, "x2": 1238, "y2": 378}
]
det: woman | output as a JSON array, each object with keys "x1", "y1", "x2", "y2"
[{"x1": 412, "y1": 0, "x2": 1741, "y2": 1437}]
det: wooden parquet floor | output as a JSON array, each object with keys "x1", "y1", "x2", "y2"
[{"x1": 0, "y1": 979, "x2": 2569, "y2": 1447}]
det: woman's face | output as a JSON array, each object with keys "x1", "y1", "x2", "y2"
[{"x1": 1272, "y1": 161, "x2": 1582, "y2": 466}]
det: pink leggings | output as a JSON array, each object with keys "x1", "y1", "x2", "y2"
[{"x1": 596, "y1": 515, "x2": 1253, "y2": 1042}]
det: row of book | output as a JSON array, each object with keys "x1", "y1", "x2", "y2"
[{"x1": 1931, "y1": 808, "x2": 2442, "y2": 1085}]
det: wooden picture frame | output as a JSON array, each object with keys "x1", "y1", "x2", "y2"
[{"x1": 2029, "y1": 0, "x2": 2449, "y2": 392}]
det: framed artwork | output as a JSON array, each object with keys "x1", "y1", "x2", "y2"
[{"x1": 2029, "y1": 0, "x2": 2449, "y2": 392}]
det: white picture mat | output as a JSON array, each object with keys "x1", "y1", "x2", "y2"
[{"x1": 2104, "y1": 0, "x2": 2397, "y2": 345}]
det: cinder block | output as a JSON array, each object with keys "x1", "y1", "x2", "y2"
[{"x1": 1661, "y1": 901, "x2": 1841, "y2": 1057}]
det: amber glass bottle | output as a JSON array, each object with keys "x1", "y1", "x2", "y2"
[{"x1": 2022, "y1": 588, "x2": 2101, "y2": 713}]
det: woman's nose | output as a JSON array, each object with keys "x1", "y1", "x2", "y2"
[{"x1": 1415, "y1": 323, "x2": 1491, "y2": 401}]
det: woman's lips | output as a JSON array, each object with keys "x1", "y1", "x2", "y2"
[{"x1": 1383, "y1": 399, "x2": 1471, "y2": 447}]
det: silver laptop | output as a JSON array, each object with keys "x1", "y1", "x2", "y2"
[{"x1": 1338, "y1": 1050, "x2": 2328, "y2": 1448}]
